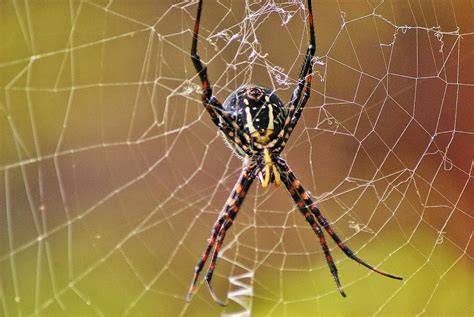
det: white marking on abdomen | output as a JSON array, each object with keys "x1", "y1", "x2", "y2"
[
  {"x1": 267, "y1": 104, "x2": 274, "y2": 130},
  {"x1": 245, "y1": 107, "x2": 257, "y2": 133}
]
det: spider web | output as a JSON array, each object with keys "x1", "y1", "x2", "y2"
[{"x1": 1, "y1": 0, "x2": 473, "y2": 316}]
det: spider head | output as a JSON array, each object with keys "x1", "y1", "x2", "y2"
[{"x1": 223, "y1": 85, "x2": 286, "y2": 149}]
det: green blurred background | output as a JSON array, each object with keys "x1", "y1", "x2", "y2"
[{"x1": 0, "y1": 0, "x2": 473, "y2": 316}]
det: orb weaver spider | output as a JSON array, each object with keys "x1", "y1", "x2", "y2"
[{"x1": 186, "y1": 0, "x2": 402, "y2": 306}]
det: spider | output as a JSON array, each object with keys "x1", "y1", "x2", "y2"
[{"x1": 186, "y1": 0, "x2": 402, "y2": 306}]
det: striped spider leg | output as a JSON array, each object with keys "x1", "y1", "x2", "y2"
[
  {"x1": 277, "y1": 158, "x2": 403, "y2": 297},
  {"x1": 186, "y1": 161, "x2": 257, "y2": 306},
  {"x1": 190, "y1": 0, "x2": 253, "y2": 155}
]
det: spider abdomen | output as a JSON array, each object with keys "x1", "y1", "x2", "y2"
[{"x1": 222, "y1": 85, "x2": 286, "y2": 154}]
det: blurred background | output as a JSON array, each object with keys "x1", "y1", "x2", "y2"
[{"x1": 1, "y1": 0, "x2": 473, "y2": 316}]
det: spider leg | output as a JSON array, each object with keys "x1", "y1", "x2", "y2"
[
  {"x1": 277, "y1": 160, "x2": 402, "y2": 293},
  {"x1": 277, "y1": 66, "x2": 314, "y2": 151},
  {"x1": 191, "y1": 0, "x2": 222, "y2": 122},
  {"x1": 275, "y1": 0, "x2": 316, "y2": 151},
  {"x1": 186, "y1": 163, "x2": 256, "y2": 305},
  {"x1": 205, "y1": 167, "x2": 255, "y2": 306},
  {"x1": 185, "y1": 214, "x2": 226, "y2": 303},
  {"x1": 287, "y1": 0, "x2": 315, "y2": 117},
  {"x1": 191, "y1": 0, "x2": 252, "y2": 154},
  {"x1": 205, "y1": 222, "x2": 229, "y2": 306},
  {"x1": 278, "y1": 160, "x2": 346, "y2": 297}
]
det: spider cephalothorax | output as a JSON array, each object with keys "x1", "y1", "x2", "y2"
[{"x1": 186, "y1": 0, "x2": 402, "y2": 306}]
